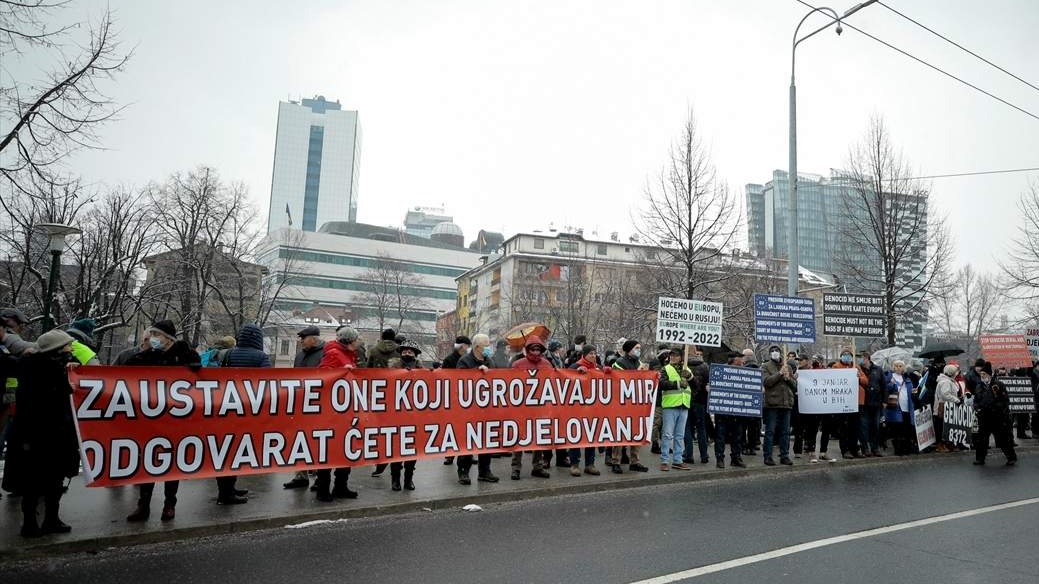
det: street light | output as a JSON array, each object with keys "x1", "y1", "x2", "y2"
[
  {"x1": 35, "y1": 222, "x2": 82, "y2": 331},
  {"x1": 788, "y1": 0, "x2": 877, "y2": 298}
]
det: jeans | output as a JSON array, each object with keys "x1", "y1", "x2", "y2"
[
  {"x1": 859, "y1": 406, "x2": 882, "y2": 453},
  {"x1": 685, "y1": 404, "x2": 710, "y2": 461},
  {"x1": 661, "y1": 407, "x2": 689, "y2": 465},
  {"x1": 714, "y1": 415, "x2": 744, "y2": 461},
  {"x1": 568, "y1": 447, "x2": 596, "y2": 467},
  {"x1": 763, "y1": 408, "x2": 791, "y2": 460}
]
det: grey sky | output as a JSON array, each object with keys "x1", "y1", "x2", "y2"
[{"x1": 54, "y1": 0, "x2": 1039, "y2": 270}]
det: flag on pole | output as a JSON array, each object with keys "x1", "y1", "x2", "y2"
[{"x1": 285, "y1": 203, "x2": 293, "y2": 226}]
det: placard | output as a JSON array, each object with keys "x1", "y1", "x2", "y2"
[
  {"x1": 980, "y1": 334, "x2": 1033, "y2": 369},
  {"x1": 707, "y1": 364, "x2": 763, "y2": 418},
  {"x1": 1002, "y1": 376, "x2": 1036, "y2": 413},
  {"x1": 913, "y1": 405, "x2": 936, "y2": 450},
  {"x1": 656, "y1": 296, "x2": 723, "y2": 347},
  {"x1": 822, "y1": 293, "x2": 886, "y2": 338},
  {"x1": 796, "y1": 368, "x2": 859, "y2": 414},
  {"x1": 941, "y1": 399, "x2": 975, "y2": 448},
  {"x1": 753, "y1": 294, "x2": 816, "y2": 344}
]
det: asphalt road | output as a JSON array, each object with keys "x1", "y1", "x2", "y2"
[{"x1": 6, "y1": 452, "x2": 1038, "y2": 584}]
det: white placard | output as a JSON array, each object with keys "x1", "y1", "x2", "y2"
[
  {"x1": 914, "y1": 406, "x2": 936, "y2": 450},
  {"x1": 655, "y1": 296, "x2": 723, "y2": 347},
  {"x1": 796, "y1": 368, "x2": 859, "y2": 414}
]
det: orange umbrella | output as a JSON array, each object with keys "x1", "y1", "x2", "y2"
[{"x1": 504, "y1": 322, "x2": 551, "y2": 351}]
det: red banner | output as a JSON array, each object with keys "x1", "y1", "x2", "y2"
[
  {"x1": 980, "y1": 334, "x2": 1033, "y2": 369},
  {"x1": 70, "y1": 366, "x2": 657, "y2": 487}
]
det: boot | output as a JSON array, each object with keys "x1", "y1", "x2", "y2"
[
  {"x1": 403, "y1": 469, "x2": 415, "y2": 491},
  {"x1": 126, "y1": 504, "x2": 150, "y2": 522},
  {"x1": 20, "y1": 497, "x2": 42, "y2": 538},
  {"x1": 42, "y1": 497, "x2": 71, "y2": 534},
  {"x1": 332, "y1": 482, "x2": 358, "y2": 499},
  {"x1": 160, "y1": 501, "x2": 176, "y2": 521},
  {"x1": 391, "y1": 468, "x2": 402, "y2": 491}
]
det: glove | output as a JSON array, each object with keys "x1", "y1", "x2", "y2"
[
  {"x1": 188, "y1": 362, "x2": 202, "y2": 372},
  {"x1": 679, "y1": 379, "x2": 689, "y2": 389}
]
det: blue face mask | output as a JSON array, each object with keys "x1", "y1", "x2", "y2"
[
  {"x1": 148, "y1": 336, "x2": 164, "y2": 350},
  {"x1": 840, "y1": 354, "x2": 852, "y2": 364},
  {"x1": 632, "y1": 348, "x2": 641, "y2": 358},
  {"x1": 482, "y1": 347, "x2": 493, "y2": 358}
]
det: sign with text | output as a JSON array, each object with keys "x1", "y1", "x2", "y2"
[
  {"x1": 707, "y1": 364, "x2": 763, "y2": 418},
  {"x1": 753, "y1": 294, "x2": 816, "y2": 344},
  {"x1": 1003, "y1": 376, "x2": 1036, "y2": 413},
  {"x1": 913, "y1": 406, "x2": 936, "y2": 451},
  {"x1": 941, "y1": 399, "x2": 975, "y2": 448},
  {"x1": 980, "y1": 334, "x2": 1033, "y2": 369},
  {"x1": 655, "y1": 296, "x2": 723, "y2": 347},
  {"x1": 822, "y1": 293, "x2": 886, "y2": 338},
  {"x1": 796, "y1": 368, "x2": 859, "y2": 414},
  {"x1": 1025, "y1": 327, "x2": 1039, "y2": 360},
  {"x1": 70, "y1": 366, "x2": 657, "y2": 487}
]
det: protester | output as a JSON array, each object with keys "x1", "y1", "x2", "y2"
[
  {"x1": 455, "y1": 333, "x2": 500, "y2": 485},
  {"x1": 608, "y1": 340, "x2": 649, "y2": 474},
  {"x1": 564, "y1": 335, "x2": 587, "y2": 367},
  {"x1": 714, "y1": 354, "x2": 747, "y2": 469},
  {"x1": 567, "y1": 344, "x2": 602, "y2": 477},
  {"x1": 973, "y1": 374, "x2": 1017, "y2": 466},
  {"x1": 547, "y1": 340, "x2": 565, "y2": 369},
  {"x1": 315, "y1": 325, "x2": 361, "y2": 501},
  {"x1": 658, "y1": 347, "x2": 693, "y2": 471},
  {"x1": 199, "y1": 336, "x2": 236, "y2": 367},
  {"x1": 762, "y1": 345, "x2": 795, "y2": 466},
  {"x1": 791, "y1": 355, "x2": 811, "y2": 457},
  {"x1": 440, "y1": 335, "x2": 470, "y2": 465},
  {"x1": 683, "y1": 347, "x2": 711, "y2": 465},
  {"x1": 511, "y1": 336, "x2": 554, "y2": 479},
  {"x1": 831, "y1": 348, "x2": 867, "y2": 459},
  {"x1": 859, "y1": 351, "x2": 886, "y2": 457},
  {"x1": 933, "y1": 363, "x2": 961, "y2": 453},
  {"x1": 1, "y1": 308, "x2": 34, "y2": 464},
  {"x1": 280, "y1": 326, "x2": 325, "y2": 490},
  {"x1": 884, "y1": 359, "x2": 917, "y2": 455},
  {"x1": 741, "y1": 349, "x2": 762, "y2": 457},
  {"x1": 125, "y1": 320, "x2": 201, "y2": 522},
  {"x1": 3, "y1": 330, "x2": 80, "y2": 537},
  {"x1": 491, "y1": 339, "x2": 512, "y2": 369},
  {"x1": 366, "y1": 328, "x2": 399, "y2": 368},
  {"x1": 387, "y1": 340, "x2": 423, "y2": 491},
  {"x1": 66, "y1": 318, "x2": 101, "y2": 365}
]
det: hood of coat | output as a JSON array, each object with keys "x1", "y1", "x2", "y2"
[
  {"x1": 372, "y1": 339, "x2": 398, "y2": 356},
  {"x1": 236, "y1": 324, "x2": 264, "y2": 351}
]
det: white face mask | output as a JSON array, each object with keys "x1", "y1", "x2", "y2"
[{"x1": 770, "y1": 351, "x2": 781, "y2": 361}]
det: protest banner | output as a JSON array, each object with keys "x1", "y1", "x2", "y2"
[
  {"x1": 70, "y1": 366, "x2": 657, "y2": 487},
  {"x1": 979, "y1": 334, "x2": 1032, "y2": 369},
  {"x1": 796, "y1": 368, "x2": 859, "y2": 414},
  {"x1": 822, "y1": 293, "x2": 886, "y2": 338},
  {"x1": 1026, "y1": 327, "x2": 1039, "y2": 360},
  {"x1": 1002, "y1": 376, "x2": 1037, "y2": 414},
  {"x1": 942, "y1": 399, "x2": 975, "y2": 448},
  {"x1": 707, "y1": 364, "x2": 763, "y2": 418},
  {"x1": 753, "y1": 294, "x2": 816, "y2": 344},
  {"x1": 656, "y1": 296, "x2": 723, "y2": 347},
  {"x1": 913, "y1": 405, "x2": 936, "y2": 451}
]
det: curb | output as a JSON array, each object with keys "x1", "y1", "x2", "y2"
[{"x1": 0, "y1": 445, "x2": 1026, "y2": 561}]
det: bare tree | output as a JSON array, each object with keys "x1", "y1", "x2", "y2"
[
  {"x1": 931, "y1": 264, "x2": 1005, "y2": 360},
  {"x1": 635, "y1": 109, "x2": 742, "y2": 304},
  {"x1": 1002, "y1": 181, "x2": 1039, "y2": 306},
  {"x1": 0, "y1": 1, "x2": 128, "y2": 198},
  {"x1": 837, "y1": 115, "x2": 953, "y2": 345},
  {"x1": 358, "y1": 254, "x2": 433, "y2": 332}
]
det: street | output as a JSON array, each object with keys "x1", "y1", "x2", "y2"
[{"x1": 5, "y1": 451, "x2": 1037, "y2": 584}]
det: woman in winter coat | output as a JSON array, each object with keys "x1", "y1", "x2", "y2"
[
  {"x1": 973, "y1": 374, "x2": 1017, "y2": 466},
  {"x1": 933, "y1": 364, "x2": 961, "y2": 452},
  {"x1": 884, "y1": 360, "x2": 916, "y2": 455},
  {"x1": 3, "y1": 330, "x2": 81, "y2": 538},
  {"x1": 387, "y1": 340, "x2": 423, "y2": 491}
]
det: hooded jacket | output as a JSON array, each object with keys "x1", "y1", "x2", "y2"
[
  {"x1": 366, "y1": 339, "x2": 399, "y2": 368},
  {"x1": 612, "y1": 354, "x2": 641, "y2": 371},
  {"x1": 223, "y1": 324, "x2": 271, "y2": 368},
  {"x1": 762, "y1": 357, "x2": 795, "y2": 409}
]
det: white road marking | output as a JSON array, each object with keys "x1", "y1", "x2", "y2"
[{"x1": 629, "y1": 497, "x2": 1039, "y2": 583}]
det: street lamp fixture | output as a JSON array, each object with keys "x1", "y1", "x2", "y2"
[
  {"x1": 787, "y1": 0, "x2": 877, "y2": 299},
  {"x1": 35, "y1": 222, "x2": 82, "y2": 332}
]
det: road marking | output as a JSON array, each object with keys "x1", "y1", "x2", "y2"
[{"x1": 629, "y1": 497, "x2": 1039, "y2": 583}]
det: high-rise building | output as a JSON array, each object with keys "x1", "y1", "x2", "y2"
[
  {"x1": 404, "y1": 207, "x2": 452, "y2": 239},
  {"x1": 267, "y1": 96, "x2": 360, "y2": 233},
  {"x1": 745, "y1": 169, "x2": 928, "y2": 349}
]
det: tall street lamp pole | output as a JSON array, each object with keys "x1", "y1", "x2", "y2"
[
  {"x1": 36, "y1": 223, "x2": 82, "y2": 332},
  {"x1": 788, "y1": 1, "x2": 877, "y2": 298}
]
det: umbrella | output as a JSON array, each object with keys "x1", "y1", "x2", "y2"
[
  {"x1": 871, "y1": 346, "x2": 914, "y2": 370},
  {"x1": 916, "y1": 341, "x2": 964, "y2": 360},
  {"x1": 504, "y1": 322, "x2": 551, "y2": 350}
]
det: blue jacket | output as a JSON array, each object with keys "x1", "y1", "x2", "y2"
[
  {"x1": 223, "y1": 324, "x2": 271, "y2": 368},
  {"x1": 884, "y1": 371, "x2": 915, "y2": 423}
]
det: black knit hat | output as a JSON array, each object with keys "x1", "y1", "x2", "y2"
[
  {"x1": 455, "y1": 335, "x2": 472, "y2": 346},
  {"x1": 581, "y1": 344, "x2": 597, "y2": 356},
  {"x1": 622, "y1": 339, "x2": 639, "y2": 353},
  {"x1": 574, "y1": 335, "x2": 587, "y2": 345},
  {"x1": 149, "y1": 319, "x2": 177, "y2": 339},
  {"x1": 381, "y1": 328, "x2": 397, "y2": 341}
]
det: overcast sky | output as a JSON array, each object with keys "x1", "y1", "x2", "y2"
[{"x1": 48, "y1": 0, "x2": 1039, "y2": 270}]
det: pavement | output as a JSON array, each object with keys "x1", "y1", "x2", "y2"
[
  {"x1": 4, "y1": 445, "x2": 1038, "y2": 583},
  {"x1": 1, "y1": 441, "x2": 1036, "y2": 561}
]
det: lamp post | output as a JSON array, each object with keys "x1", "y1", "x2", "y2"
[
  {"x1": 788, "y1": 0, "x2": 877, "y2": 298},
  {"x1": 35, "y1": 223, "x2": 82, "y2": 332}
]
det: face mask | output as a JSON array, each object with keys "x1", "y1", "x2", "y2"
[
  {"x1": 632, "y1": 348, "x2": 641, "y2": 358},
  {"x1": 148, "y1": 336, "x2": 164, "y2": 350},
  {"x1": 840, "y1": 354, "x2": 852, "y2": 364},
  {"x1": 401, "y1": 354, "x2": 416, "y2": 363},
  {"x1": 575, "y1": 344, "x2": 583, "y2": 352},
  {"x1": 770, "y1": 351, "x2": 781, "y2": 361},
  {"x1": 482, "y1": 347, "x2": 493, "y2": 358}
]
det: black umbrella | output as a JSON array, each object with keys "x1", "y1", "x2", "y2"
[{"x1": 916, "y1": 341, "x2": 965, "y2": 360}]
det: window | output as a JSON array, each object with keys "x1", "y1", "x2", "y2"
[
  {"x1": 559, "y1": 241, "x2": 578, "y2": 253},
  {"x1": 597, "y1": 244, "x2": 607, "y2": 255},
  {"x1": 534, "y1": 238, "x2": 544, "y2": 250},
  {"x1": 624, "y1": 247, "x2": 631, "y2": 253},
  {"x1": 280, "y1": 340, "x2": 290, "y2": 355}
]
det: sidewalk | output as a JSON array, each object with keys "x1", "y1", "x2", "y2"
[{"x1": 0, "y1": 445, "x2": 1024, "y2": 559}]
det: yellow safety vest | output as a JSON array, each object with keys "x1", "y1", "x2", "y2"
[
  {"x1": 661, "y1": 364, "x2": 691, "y2": 408},
  {"x1": 71, "y1": 340, "x2": 97, "y2": 366}
]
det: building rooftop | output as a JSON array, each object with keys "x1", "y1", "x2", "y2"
[{"x1": 318, "y1": 221, "x2": 473, "y2": 252}]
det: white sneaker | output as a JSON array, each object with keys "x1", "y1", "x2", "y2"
[{"x1": 809, "y1": 455, "x2": 819, "y2": 463}]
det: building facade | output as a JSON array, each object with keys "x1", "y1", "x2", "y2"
[
  {"x1": 267, "y1": 96, "x2": 360, "y2": 233},
  {"x1": 403, "y1": 207, "x2": 453, "y2": 239}
]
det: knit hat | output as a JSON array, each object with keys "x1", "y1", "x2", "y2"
[
  {"x1": 0, "y1": 307, "x2": 30, "y2": 324},
  {"x1": 148, "y1": 319, "x2": 177, "y2": 340},
  {"x1": 574, "y1": 335, "x2": 587, "y2": 345},
  {"x1": 455, "y1": 335, "x2": 472, "y2": 346},
  {"x1": 981, "y1": 361, "x2": 993, "y2": 376},
  {"x1": 397, "y1": 340, "x2": 422, "y2": 355},
  {"x1": 37, "y1": 329, "x2": 74, "y2": 353},
  {"x1": 336, "y1": 326, "x2": 359, "y2": 343},
  {"x1": 581, "y1": 344, "x2": 597, "y2": 356},
  {"x1": 381, "y1": 328, "x2": 397, "y2": 341},
  {"x1": 622, "y1": 339, "x2": 639, "y2": 354},
  {"x1": 548, "y1": 340, "x2": 563, "y2": 352},
  {"x1": 213, "y1": 336, "x2": 236, "y2": 350}
]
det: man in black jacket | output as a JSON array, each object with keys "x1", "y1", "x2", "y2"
[
  {"x1": 858, "y1": 351, "x2": 886, "y2": 457},
  {"x1": 973, "y1": 377, "x2": 1017, "y2": 466},
  {"x1": 126, "y1": 320, "x2": 200, "y2": 523},
  {"x1": 440, "y1": 335, "x2": 470, "y2": 465},
  {"x1": 283, "y1": 326, "x2": 324, "y2": 490},
  {"x1": 608, "y1": 340, "x2": 650, "y2": 474}
]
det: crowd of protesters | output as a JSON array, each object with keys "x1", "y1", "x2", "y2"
[{"x1": 1, "y1": 306, "x2": 1036, "y2": 539}]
